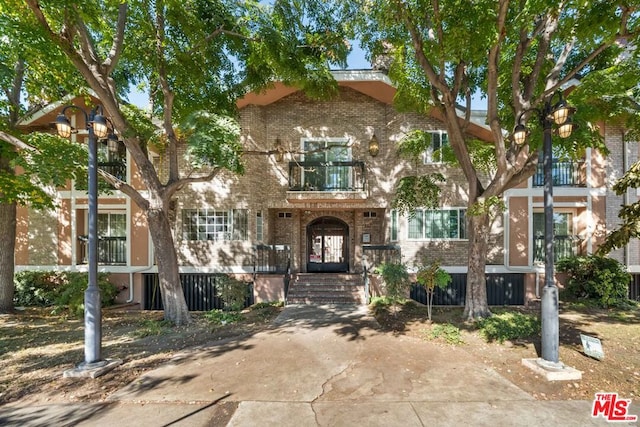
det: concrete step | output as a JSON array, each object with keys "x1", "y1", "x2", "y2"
[{"x1": 287, "y1": 273, "x2": 365, "y2": 305}]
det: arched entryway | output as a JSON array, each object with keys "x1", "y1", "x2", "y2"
[{"x1": 307, "y1": 217, "x2": 349, "y2": 273}]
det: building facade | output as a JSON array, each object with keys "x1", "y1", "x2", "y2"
[{"x1": 15, "y1": 71, "x2": 638, "y2": 307}]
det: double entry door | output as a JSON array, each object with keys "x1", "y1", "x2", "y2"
[{"x1": 307, "y1": 217, "x2": 348, "y2": 273}]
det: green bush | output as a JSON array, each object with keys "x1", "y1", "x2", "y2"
[
  {"x1": 14, "y1": 271, "x2": 119, "y2": 316},
  {"x1": 204, "y1": 309, "x2": 243, "y2": 325},
  {"x1": 217, "y1": 275, "x2": 249, "y2": 311},
  {"x1": 476, "y1": 311, "x2": 540, "y2": 343},
  {"x1": 427, "y1": 323, "x2": 463, "y2": 345},
  {"x1": 374, "y1": 262, "x2": 410, "y2": 302},
  {"x1": 556, "y1": 255, "x2": 631, "y2": 308}
]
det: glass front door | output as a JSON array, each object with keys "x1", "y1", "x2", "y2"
[{"x1": 307, "y1": 217, "x2": 348, "y2": 272}]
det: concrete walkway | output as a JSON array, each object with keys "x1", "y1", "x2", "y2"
[{"x1": 1, "y1": 305, "x2": 637, "y2": 426}]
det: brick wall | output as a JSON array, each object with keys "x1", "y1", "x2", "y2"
[{"x1": 171, "y1": 85, "x2": 500, "y2": 271}]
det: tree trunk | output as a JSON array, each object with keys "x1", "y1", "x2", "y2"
[
  {"x1": 146, "y1": 207, "x2": 191, "y2": 326},
  {"x1": 0, "y1": 199, "x2": 16, "y2": 313},
  {"x1": 463, "y1": 212, "x2": 492, "y2": 321}
]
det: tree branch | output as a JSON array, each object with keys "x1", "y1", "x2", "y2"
[
  {"x1": 164, "y1": 168, "x2": 221, "y2": 199},
  {"x1": 98, "y1": 169, "x2": 150, "y2": 210},
  {"x1": 488, "y1": 0, "x2": 509, "y2": 173},
  {"x1": 103, "y1": 3, "x2": 127, "y2": 75},
  {"x1": 0, "y1": 131, "x2": 36, "y2": 152}
]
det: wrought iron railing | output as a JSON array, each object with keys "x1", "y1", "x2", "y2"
[
  {"x1": 288, "y1": 161, "x2": 365, "y2": 191},
  {"x1": 533, "y1": 160, "x2": 585, "y2": 187},
  {"x1": 99, "y1": 161, "x2": 127, "y2": 182},
  {"x1": 253, "y1": 244, "x2": 291, "y2": 273},
  {"x1": 77, "y1": 235, "x2": 127, "y2": 265},
  {"x1": 533, "y1": 235, "x2": 582, "y2": 263}
]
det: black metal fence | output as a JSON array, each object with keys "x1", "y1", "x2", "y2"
[
  {"x1": 630, "y1": 275, "x2": 640, "y2": 301},
  {"x1": 533, "y1": 160, "x2": 585, "y2": 187},
  {"x1": 77, "y1": 235, "x2": 126, "y2": 265},
  {"x1": 143, "y1": 273, "x2": 254, "y2": 311},
  {"x1": 410, "y1": 273, "x2": 525, "y2": 306},
  {"x1": 533, "y1": 235, "x2": 582, "y2": 263},
  {"x1": 254, "y1": 244, "x2": 290, "y2": 273},
  {"x1": 288, "y1": 161, "x2": 366, "y2": 191}
]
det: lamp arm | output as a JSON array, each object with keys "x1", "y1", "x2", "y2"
[{"x1": 59, "y1": 105, "x2": 90, "y2": 127}]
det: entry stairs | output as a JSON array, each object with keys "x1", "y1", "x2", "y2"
[{"x1": 286, "y1": 273, "x2": 365, "y2": 305}]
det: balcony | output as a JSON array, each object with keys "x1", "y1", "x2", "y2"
[
  {"x1": 533, "y1": 160, "x2": 585, "y2": 187},
  {"x1": 533, "y1": 235, "x2": 582, "y2": 263},
  {"x1": 99, "y1": 161, "x2": 127, "y2": 182},
  {"x1": 287, "y1": 161, "x2": 367, "y2": 203},
  {"x1": 77, "y1": 235, "x2": 127, "y2": 265}
]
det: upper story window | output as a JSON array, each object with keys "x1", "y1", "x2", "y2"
[
  {"x1": 182, "y1": 209, "x2": 248, "y2": 241},
  {"x1": 98, "y1": 212, "x2": 126, "y2": 237},
  {"x1": 408, "y1": 208, "x2": 466, "y2": 240},
  {"x1": 303, "y1": 138, "x2": 351, "y2": 162},
  {"x1": 423, "y1": 131, "x2": 449, "y2": 164}
]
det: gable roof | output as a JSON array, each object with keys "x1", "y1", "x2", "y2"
[{"x1": 237, "y1": 70, "x2": 493, "y2": 141}]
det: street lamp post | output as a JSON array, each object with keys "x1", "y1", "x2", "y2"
[
  {"x1": 56, "y1": 105, "x2": 109, "y2": 367},
  {"x1": 513, "y1": 93, "x2": 576, "y2": 365}
]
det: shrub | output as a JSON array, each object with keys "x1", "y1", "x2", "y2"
[
  {"x1": 14, "y1": 271, "x2": 119, "y2": 316},
  {"x1": 556, "y1": 255, "x2": 631, "y2": 308},
  {"x1": 374, "y1": 262, "x2": 410, "y2": 302},
  {"x1": 427, "y1": 323, "x2": 463, "y2": 345},
  {"x1": 205, "y1": 309, "x2": 243, "y2": 325},
  {"x1": 217, "y1": 275, "x2": 249, "y2": 311},
  {"x1": 476, "y1": 311, "x2": 540, "y2": 343}
]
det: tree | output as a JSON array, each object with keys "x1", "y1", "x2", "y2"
[
  {"x1": 0, "y1": 8, "x2": 87, "y2": 313},
  {"x1": 18, "y1": 0, "x2": 353, "y2": 325},
  {"x1": 355, "y1": 0, "x2": 640, "y2": 320},
  {"x1": 415, "y1": 259, "x2": 451, "y2": 322}
]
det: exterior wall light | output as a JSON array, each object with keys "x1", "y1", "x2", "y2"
[
  {"x1": 368, "y1": 134, "x2": 380, "y2": 157},
  {"x1": 275, "y1": 137, "x2": 285, "y2": 162}
]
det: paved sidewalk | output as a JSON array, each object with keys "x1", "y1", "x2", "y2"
[{"x1": 1, "y1": 305, "x2": 638, "y2": 426}]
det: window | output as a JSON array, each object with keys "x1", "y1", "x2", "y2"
[
  {"x1": 302, "y1": 138, "x2": 351, "y2": 190},
  {"x1": 533, "y1": 211, "x2": 576, "y2": 262},
  {"x1": 364, "y1": 211, "x2": 377, "y2": 218},
  {"x1": 256, "y1": 211, "x2": 264, "y2": 242},
  {"x1": 423, "y1": 131, "x2": 449, "y2": 164},
  {"x1": 98, "y1": 213, "x2": 126, "y2": 237},
  {"x1": 390, "y1": 210, "x2": 398, "y2": 242},
  {"x1": 408, "y1": 208, "x2": 466, "y2": 239},
  {"x1": 182, "y1": 209, "x2": 248, "y2": 241},
  {"x1": 278, "y1": 212, "x2": 292, "y2": 218}
]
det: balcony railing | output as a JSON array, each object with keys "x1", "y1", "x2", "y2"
[
  {"x1": 533, "y1": 235, "x2": 582, "y2": 263},
  {"x1": 77, "y1": 235, "x2": 127, "y2": 265},
  {"x1": 533, "y1": 160, "x2": 585, "y2": 187},
  {"x1": 99, "y1": 161, "x2": 127, "y2": 182},
  {"x1": 288, "y1": 161, "x2": 365, "y2": 191},
  {"x1": 253, "y1": 244, "x2": 291, "y2": 273}
]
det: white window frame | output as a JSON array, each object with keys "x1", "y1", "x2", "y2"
[
  {"x1": 182, "y1": 208, "x2": 248, "y2": 242},
  {"x1": 422, "y1": 131, "x2": 449, "y2": 164},
  {"x1": 407, "y1": 207, "x2": 467, "y2": 241}
]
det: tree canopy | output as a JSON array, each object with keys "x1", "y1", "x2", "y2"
[
  {"x1": 12, "y1": 0, "x2": 355, "y2": 324},
  {"x1": 353, "y1": 0, "x2": 640, "y2": 319}
]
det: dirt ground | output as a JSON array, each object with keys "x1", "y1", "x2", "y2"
[
  {"x1": 374, "y1": 302, "x2": 640, "y2": 401},
  {"x1": 0, "y1": 302, "x2": 638, "y2": 407}
]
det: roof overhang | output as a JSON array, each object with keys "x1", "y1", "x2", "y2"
[{"x1": 237, "y1": 70, "x2": 493, "y2": 142}]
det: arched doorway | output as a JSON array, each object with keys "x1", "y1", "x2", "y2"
[{"x1": 307, "y1": 217, "x2": 349, "y2": 273}]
